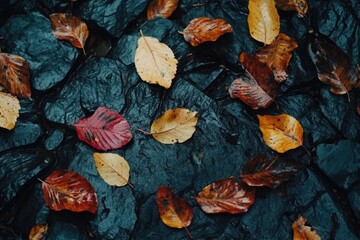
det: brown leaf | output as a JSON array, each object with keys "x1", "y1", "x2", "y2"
[
  {"x1": 241, "y1": 154, "x2": 299, "y2": 189},
  {"x1": 196, "y1": 177, "x2": 256, "y2": 214},
  {"x1": 156, "y1": 186, "x2": 193, "y2": 238},
  {"x1": 50, "y1": 13, "x2": 89, "y2": 55},
  {"x1": 183, "y1": 17, "x2": 233, "y2": 47},
  {"x1": 256, "y1": 33, "x2": 298, "y2": 82},
  {"x1": 147, "y1": 0, "x2": 179, "y2": 20},
  {"x1": 292, "y1": 216, "x2": 321, "y2": 240},
  {"x1": 275, "y1": 0, "x2": 308, "y2": 17},
  {"x1": 229, "y1": 52, "x2": 277, "y2": 109},
  {"x1": 0, "y1": 53, "x2": 31, "y2": 98},
  {"x1": 308, "y1": 31, "x2": 359, "y2": 102},
  {"x1": 29, "y1": 224, "x2": 48, "y2": 240},
  {"x1": 0, "y1": 92, "x2": 20, "y2": 130}
]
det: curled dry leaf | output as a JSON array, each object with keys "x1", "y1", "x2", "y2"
[
  {"x1": 196, "y1": 177, "x2": 256, "y2": 214},
  {"x1": 156, "y1": 186, "x2": 193, "y2": 237},
  {"x1": 258, "y1": 114, "x2": 304, "y2": 153},
  {"x1": 248, "y1": 0, "x2": 280, "y2": 44},
  {"x1": 256, "y1": 33, "x2": 298, "y2": 82},
  {"x1": 292, "y1": 216, "x2": 321, "y2": 240},
  {"x1": 147, "y1": 0, "x2": 179, "y2": 20},
  {"x1": 50, "y1": 13, "x2": 89, "y2": 55},
  {"x1": 41, "y1": 169, "x2": 98, "y2": 214},
  {"x1": 93, "y1": 152, "x2": 132, "y2": 188},
  {"x1": 308, "y1": 31, "x2": 359, "y2": 102},
  {"x1": 146, "y1": 108, "x2": 198, "y2": 144},
  {"x1": 275, "y1": 0, "x2": 308, "y2": 17},
  {"x1": 0, "y1": 92, "x2": 20, "y2": 130},
  {"x1": 0, "y1": 53, "x2": 31, "y2": 98},
  {"x1": 29, "y1": 224, "x2": 48, "y2": 240},
  {"x1": 182, "y1": 17, "x2": 233, "y2": 47},
  {"x1": 229, "y1": 52, "x2": 277, "y2": 109},
  {"x1": 241, "y1": 154, "x2": 299, "y2": 189},
  {"x1": 73, "y1": 106, "x2": 132, "y2": 151},
  {"x1": 134, "y1": 32, "x2": 178, "y2": 89}
]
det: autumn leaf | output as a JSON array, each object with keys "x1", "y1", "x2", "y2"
[
  {"x1": 29, "y1": 224, "x2": 48, "y2": 240},
  {"x1": 0, "y1": 92, "x2": 20, "y2": 130},
  {"x1": 73, "y1": 106, "x2": 132, "y2": 151},
  {"x1": 157, "y1": 186, "x2": 193, "y2": 238},
  {"x1": 182, "y1": 17, "x2": 233, "y2": 47},
  {"x1": 248, "y1": 0, "x2": 280, "y2": 44},
  {"x1": 275, "y1": 0, "x2": 308, "y2": 17},
  {"x1": 308, "y1": 31, "x2": 359, "y2": 102},
  {"x1": 93, "y1": 152, "x2": 133, "y2": 188},
  {"x1": 139, "y1": 108, "x2": 198, "y2": 144},
  {"x1": 40, "y1": 169, "x2": 98, "y2": 214},
  {"x1": 256, "y1": 33, "x2": 298, "y2": 82},
  {"x1": 292, "y1": 216, "x2": 321, "y2": 240},
  {"x1": 258, "y1": 114, "x2": 304, "y2": 153},
  {"x1": 147, "y1": 0, "x2": 179, "y2": 20},
  {"x1": 134, "y1": 31, "x2": 178, "y2": 89},
  {"x1": 0, "y1": 53, "x2": 31, "y2": 98},
  {"x1": 241, "y1": 154, "x2": 299, "y2": 189},
  {"x1": 196, "y1": 177, "x2": 256, "y2": 214},
  {"x1": 229, "y1": 52, "x2": 277, "y2": 109},
  {"x1": 50, "y1": 13, "x2": 89, "y2": 55}
]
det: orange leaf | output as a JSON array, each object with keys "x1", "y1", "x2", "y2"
[
  {"x1": 292, "y1": 216, "x2": 321, "y2": 240},
  {"x1": 0, "y1": 53, "x2": 31, "y2": 98},
  {"x1": 248, "y1": 0, "x2": 280, "y2": 44},
  {"x1": 157, "y1": 186, "x2": 193, "y2": 237},
  {"x1": 229, "y1": 52, "x2": 277, "y2": 109},
  {"x1": 182, "y1": 17, "x2": 233, "y2": 47},
  {"x1": 29, "y1": 224, "x2": 48, "y2": 240},
  {"x1": 147, "y1": 0, "x2": 179, "y2": 20},
  {"x1": 196, "y1": 177, "x2": 256, "y2": 214},
  {"x1": 258, "y1": 114, "x2": 304, "y2": 153},
  {"x1": 41, "y1": 169, "x2": 98, "y2": 214},
  {"x1": 50, "y1": 13, "x2": 89, "y2": 55},
  {"x1": 275, "y1": 0, "x2": 308, "y2": 17},
  {"x1": 256, "y1": 33, "x2": 298, "y2": 82}
]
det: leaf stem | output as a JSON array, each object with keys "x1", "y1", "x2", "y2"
[
  {"x1": 301, "y1": 145, "x2": 311, "y2": 156},
  {"x1": 137, "y1": 128, "x2": 152, "y2": 135},
  {"x1": 184, "y1": 226, "x2": 193, "y2": 239}
]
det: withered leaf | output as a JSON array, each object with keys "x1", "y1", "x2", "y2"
[
  {"x1": 0, "y1": 53, "x2": 31, "y2": 98},
  {"x1": 183, "y1": 17, "x2": 233, "y2": 47},
  {"x1": 229, "y1": 52, "x2": 277, "y2": 109},
  {"x1": 29, "y1": 224, "x2": 48, "y2": 240},
  {"x1": 147, "y1": 0, "x2": 179, "y2": 20},
  {"x1": 241, "y1": 154, "x2": 299, "y2": 189},
  {"x1": 196, "y1": 177, "x2": 256, "y2": 214},
  {"x1": 275, "y1": 0, "x2": 308, "y2": 17},
  {"x1": 292, "y1": 216, "x2": 321, "y2": 240},
  {"x1": 0, "y1": 92, "x2": 20, "y2": 130},
  {"x1": 256, "y1": 33, "x2": 298, "y2": 82}
]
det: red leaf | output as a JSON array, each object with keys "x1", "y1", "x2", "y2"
[
  {"x1": 74, "y1": 107, "x2": 132, "y2": 151},
  {"x1": 241, "y1": 154, "x2": 299, "y2": 189},
  {"x1": 147, "y1": 0, "x2": 179, "y2": 20},
  {"x1": 41, "y1": 169, "x2": 98, "y2": 214},
  {"x1": 196, "y1": 177, "x2": 256, "y2": 214}
]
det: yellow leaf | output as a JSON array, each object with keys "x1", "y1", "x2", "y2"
[
  {"x1": 150, "y1": 108, "x2": 198, "y2": 144},
  {"x1": 258, "y1": 114, "x2": 303, "y2": 153},
  {"x1": 0, "y1": 92, "x2": 20, "y2": 130},
  {"x1": 134, "y1": 32, "x2": 178, "y2": 89},
  {"x1": 248, "y1": 0, "x2": 280, "y2": 44},
  {"x1": 292, "y1": 216, "x2": 321, "y2": 240},
  {"x1": 29, "y1": 224, "x2": 48, "y2": 240},
  {"x1": 93, "y1": 152, "x2": 132, "y2": 187}
]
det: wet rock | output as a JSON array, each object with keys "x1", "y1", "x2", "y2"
[
  {"x1": 0, "y1": 12, "x2": 78, "y2": 91},
  {"x1": 46, "y1": 212, "x2": 88, "y2": 240},
  {"x1": 349, "y1": 184, "x2": 360, "y2": 222},
  {"x1": 44, "y1": 129, "x2": 64, "y2": 151},
  {"x1": 316, "y1": 140, "x2": 360, "y2": 190}
]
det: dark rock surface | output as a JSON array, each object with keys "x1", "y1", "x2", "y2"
[{"x1": 0, "y1": 0, "x2": 359, "y2": 239}]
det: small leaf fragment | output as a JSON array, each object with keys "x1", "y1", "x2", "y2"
[
  {"x1": 147, "y1": 0, "x2": 179, "y2": 20},
  {"x1": 29, "y1": 224, "x2": 48, "y2": 240},
  {"x1": 94, "y1": 152, "x2": 132, "y2": 187},
  {"x1": 292, "y1": 216, "x2": 321, "y2": 240},
  {"x1": 50, "y1": 13, "x2": 89, "y2": 54},
  {"x1": 258, "y1": 114, "x2": 303, "y2": 153},
  {"x1": 275, "y1": 0, "x2": 308, "y2": 17},
  {"x1": 0, "y1": 53, "x2": 31, "y2": 98},
  {"x1": 196, "y1": 177, "x2": 256, "y2": 214},
  {"x1": 135, "y1": 33, "x2": 178, "y2": 89},
  {"x1": 0, "y1": 92, "x2": 20, "y2": 130},
  {"x1": 183, "y1": 17, "x2": 233, "y2": 46}
]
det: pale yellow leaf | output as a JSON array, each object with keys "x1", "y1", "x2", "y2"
[
  {"x1": 150, "y1": 108, "x2": 198, "y2": 144},
  {"x1": 0, "y1": 92, "x2": 20, "y2": 130},
  {"x1": 93, "y1": 152, "x2": 131, "y2": 187},
  {"x1": 134, "y1": 33, "x2": 178, "y2": 88},
  {"x1": 29, "y1": 224, "x2": 48, "y2": 240}
]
